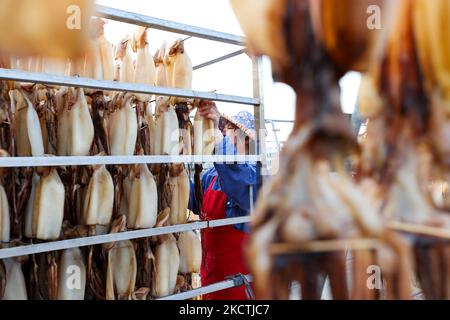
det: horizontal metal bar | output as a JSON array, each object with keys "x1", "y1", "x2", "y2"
[
  {"x1": 388, "y1": 221, "x2": 450, "y2": 240},
  {"x1": 193, "y1": 49, "x2": 246, "y2": 71},
  {"x1": 0, "y1": 221, "x2": 205, "y2": 259},
  {"x1": 208, "y1": 216, "x2": 251, "y2": 228},
  {"x1": 0, "y1": 216, "x2": 251, "y2": 259},
  {"x1": 265, "y1": 119, "x2": 295, "y2": 124},
  {"x1": 158, "y1": 275, "x2": 252, "y2": 300},
  {"x1": 0, "y1": 155, "x2": 261, "y2": 168},
  {"x1": 0, "y1": 69, "x2": 259, "y2": 105},
  {"x1": 269, "y1": 239, "x2": 382, "y2": 255},
  {"x1": 96, "y1": 5, "x2": 245, "y2": 46}
]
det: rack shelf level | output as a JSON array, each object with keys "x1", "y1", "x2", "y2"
[
  {"x1": 157, "y1": 275, "x2": 252, "y2": 300},
  {"x1": 0, "y1": 155, "x2": 261, "y2": 168},
  {"x1": 0, "y1": 68, "x2": 259, "y2": 106},
  {"x1": 96, "y1": 5, "x2": 245, "y2": 46},
  {"x1": 0, "y1": 217, "x2": 251, "y2": 260}
]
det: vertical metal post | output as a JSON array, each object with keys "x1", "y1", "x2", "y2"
[
  {"x1": 249, "y1": 185, "x2": 254, "y2": 214},
  {"x1": 266, "y1": 120, "x2": 281, "y2": 152},
  {"x1": 252, "y1": 57, "x2": 266, "y2": 192}
]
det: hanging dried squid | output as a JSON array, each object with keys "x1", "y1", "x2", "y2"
[
  {"x1": 152, "y1": 234, "x2": 180, "y2": 298},
  {"x1": 78, "y1": 18, "x2": 116, "y2": 83},
  {"x1": 155, "y1": 98, "x2": 180, "y2": 156},
  {"x1": 178, "y1": 231, "x2": 202, "y2": 275},
  {"x1": 168, "y1": 164, "x2": 190, "y2": 226},
  {"x1": 1, "y1": 258, "x2": 28, "y2": 300},
  {"x1": 10, "y1": 89, "x2": 45, "y2": 157},
  {"x1": 127, "y1": 164, "x2": 158, "y2": 229},
  {"x1": 165, "y1": 40, "x2": 194, "y2": 156},
  {"x1": 115, "y1": 35, "x2": 135, "y2": 84},
  {"x1": 57, "y1": 248, "x2": 86, "y2": 300},
  {"x1": 106, "y1": 240, "x2": 137, "y2": 300},
  {"x1": 0, "y1": 0, "x2": 93, "y2": 58},
  {"x1": 231, "y1": 0, "x2": 412, "y2": 300},
  {"x1": 108, "y1": 92, "x2": 138, "y2": 156},
  {"x1": 81, "y1": 164, "x2": 114, "y2": 227},
  {"x1": 357, "y1": 0, "x2": 450, "y2": 299},
  {"x1": 32, "y1": 167, "x2": 65, "y2": 240},
  {"x1": 55, "y1": 87, "x2": 94, "y2": 156},
  {"x1": 0, "y1": 151, "x2": 10, "y2": 244},
  {"x1": 193, "y1": 102, "x2": 216, "y2": 156},
  {"x1": 131, "y1": 27, "x2": 156, "y2": 103}
]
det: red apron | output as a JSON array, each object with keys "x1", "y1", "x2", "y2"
[{"x1": 200, "y1": 175, "x2": 250, "y2": 300}]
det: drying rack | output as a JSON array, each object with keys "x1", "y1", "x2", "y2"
[
  {"x1": 267, "y1": 221, "x2": 450, "y2": 256},
  {"x1": 388, "y1": 221, "x2": 450, "y2": 240},
  {"x1": 0, "y1": 5, "x2": 266, "y2": 300}
]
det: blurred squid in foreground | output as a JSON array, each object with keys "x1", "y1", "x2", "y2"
[{"x1": 230, "y1": 0, "x2": 416, "y2": 300}]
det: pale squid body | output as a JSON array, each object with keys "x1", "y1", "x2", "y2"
[
  {"x1": 115, "y1": 35, "x2": 135, "y2": 83},
  {"x1": 118, "y1": 175, "x2": 133, "y2": 217},
  {"x1": 41, "y1": 56, "x2": 69, "y2": 76},
  {"x1": 178, "y1": 231, "x2": 202, "y2": 274},
  {"x1": 132, "y1": 27, "x2": 156, "y2": 102},
  {"x1": 28, "y1": 56, "x2": 43, "y2": 73},
  {"x1": 169, "y1": 167, "x2": 190, "y2": 225},
  {"x1": 84, "y1": 40, "x2": 104, "y2": 80},
  {"x1": 127, "y1": 164, "x2": 158, "y2": 229},
  {"x1": 108, "y1": 93, "x2": 138, "y2": 156},
  {"x1": 32, "y1": 169, "x2": 65, "y2": 240},
  {"x1": 155, "y1": 99, "x2": 179, "y2": 156},
  {"x1": 106, "y1": 240, "x2": 137, "y2": 300},
  {"x1": 155, "y1": 41, "x2": 168, "y2": 87},
  {"x1": 67, "y1": 87, "x2": 95, "y2": 156},
  {"x1": 24, "y1": 173, "x2": 39, "y2": 238},
  {"x1": 55, "y1": 86, "x2": 70, "y2": 156},
  {"x1": 0, "y1": 185, "x2": 10, "y2": 243},
  {"x1": 144, "y1": 103, "x2": 158, "y2": 156},
  {"x1": 81, "y1": 165, "x2": 114, "y2": 226},
  {"x1": 166, "y1": 40, "x2": 193, "y2": 105},
  {"x1": 2, "y1": 259, "x2": 28, "y2": 300},
  {"x1": 87, "y1": 18, "x2": 115, "y2": 82},
  {"x1": 193, "y1": 109, "x2": 215, "y2": 156},
  {"x1": 57, "y1": 248, "x2": 86, "y2": 300},
  {"x1": 152, "y1": 234, "x2": 180, "y2": 298},
  {"x1": 56, "y1": 86, "x2": 94, "y2": 156},
  {"x1": 10, "y1": 89, "x2": 45, "y2": 157}
]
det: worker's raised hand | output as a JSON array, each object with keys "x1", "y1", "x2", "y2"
[{"x1": 198, "y1": 100, "x2": 220, "y2": 127}]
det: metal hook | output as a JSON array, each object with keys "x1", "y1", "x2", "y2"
[{"x1": 225, "y1": 273, "x2": 255, "y2": 300}]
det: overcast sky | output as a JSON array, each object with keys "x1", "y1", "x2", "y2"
[{"x1": 96, "y1": 0, "x2": 361, "y2": 150}]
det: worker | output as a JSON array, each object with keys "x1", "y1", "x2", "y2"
[{"x1": 189, "y1": 100, "x2": 258, "y2": 300}]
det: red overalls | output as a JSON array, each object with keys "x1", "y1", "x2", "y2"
[{"x1": 200, "y1": 175, "x2": 250, "y2": 300}]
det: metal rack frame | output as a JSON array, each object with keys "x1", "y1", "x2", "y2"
[
  {"x1": 0, "y1": 217, "x2": 251, "y2": 260},
  {"x1": 0, "y1": 68, "x2": 258, "y2": 105},
  {"x1": 157, "y1": 275, "x2": 253, "y2": 300},
  {"x1": 0, "y1": 5, "x2": 264, "y2": 300},
  {"x1": 0, "y1": 155, "x2": 261, "y2": 168}
]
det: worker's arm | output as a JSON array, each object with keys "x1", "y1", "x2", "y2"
[
  {"x1": 188, "y1": 168, "x2": 214, "y2": 215},
  {"x1": 188, "y1": 100, "x2": 222, "y2": 216},
  {"x1": 188, "y1": 180, "x2": 199, "y2": 215}
]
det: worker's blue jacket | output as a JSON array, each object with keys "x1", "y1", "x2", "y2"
[{"x1": 188, "y1": 136, "x2": 257, "y2": 233}]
